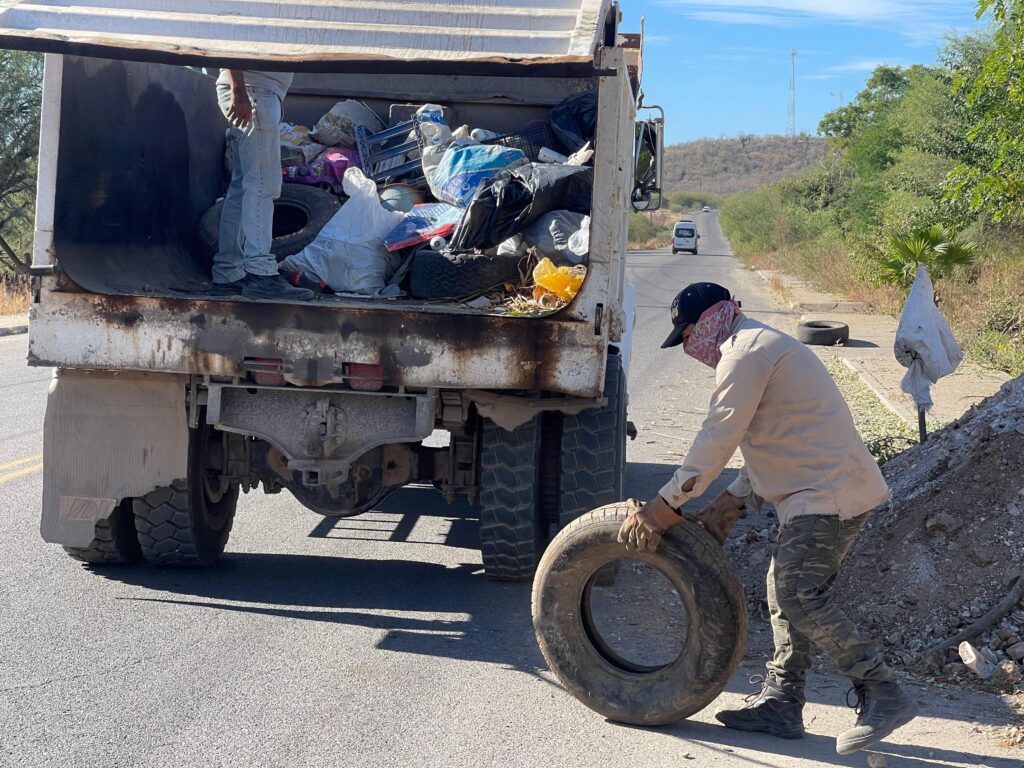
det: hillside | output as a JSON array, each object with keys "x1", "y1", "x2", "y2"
[{"x1": 662, "y1": 134, "x2": 828, "y2": 195}]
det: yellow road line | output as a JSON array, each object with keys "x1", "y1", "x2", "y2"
[
  {"x1": 0, "y1": 462, "x2": 43, "y2": 485},
  {"x1": 0, "y1": 453, "x2": 42, "y2": 472}
]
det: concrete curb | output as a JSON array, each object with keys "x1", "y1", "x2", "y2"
[{"x1": 0, "y1": 324, "x2": 27, "y2": 338}]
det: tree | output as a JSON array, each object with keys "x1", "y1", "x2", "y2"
[
  {"x1": 946, "y1": 1, "x2": 1024, "y2": 221},
  {"x1": 878, "y1": 224, "x2": 977, "y2": 290},
  {"x1": 0, "y1": 51, "x2": 43, "y2": 274}
]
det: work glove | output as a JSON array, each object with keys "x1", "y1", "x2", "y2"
[
  {"x1": 695, "y1": 490, "x2": 747, "y2": 545},
  {"x1": 617, "y1": 496, "x2": 680, "y2": 553}
]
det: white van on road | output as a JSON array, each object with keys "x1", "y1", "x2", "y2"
[{"x1": 672, "y1": 220, "x2": 699, "y2": 255}]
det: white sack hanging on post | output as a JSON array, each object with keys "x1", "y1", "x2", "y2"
[{"x1": 894, "y1": 264, "x2": 963, "y2": 411}]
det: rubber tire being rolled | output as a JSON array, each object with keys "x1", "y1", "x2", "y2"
[
  {"x1": 198, "y1": 184, "x2": 340, "y2": 261},
  {"x1": 409, "y1": 249, "x2": 524, "y2": 301},
  {"x1": 532, "y1": 502, "x2": 747, "y2": 726},
  {"x1": 796, "y1": 320, "x2": 849, "y2": 346}
]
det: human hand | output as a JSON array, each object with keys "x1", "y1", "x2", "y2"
[
  {"x1": 617, "y1": 496, "x2": 681, "y2": 552},
  {"x1": 227, "y1": 89, "x2": 253, "y2": 130},
  {"x1": 695, "y1": 490, "x2": 746, "y2": 545}
]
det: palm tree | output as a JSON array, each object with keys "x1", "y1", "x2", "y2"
[{"x1": 879, "y1": 224, "x2": 977, "y2": 291}]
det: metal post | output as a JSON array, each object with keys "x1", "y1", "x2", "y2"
[{"x1": 918, "y1": 408, "x2": 927, "y2": 443}]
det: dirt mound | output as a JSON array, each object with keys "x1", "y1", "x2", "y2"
[
  {"x1": 724, "y1": 376, "x2": 1024, "y2": 686},
  {"x1": 835, "y1": 375, "x2": 1024, "y2": 680}
]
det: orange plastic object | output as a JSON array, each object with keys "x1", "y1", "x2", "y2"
[{"x1": 532, "y1": 258, "x2": 586, "y2": 303}]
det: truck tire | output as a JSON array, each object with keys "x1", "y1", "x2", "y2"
[
  {"x1": 558, "y1": 352, "x2": 626, "y2": 529},
  {"x1": 796, "y1": 320, "x2": 849, "y2": 346},
  {"x1": 198, "y1": 184, "x2": 340, "y2": 261},
  {"x1": 532, "y1": 503, "x2": 746, "y2": 726},
  {"x1": 409, "y1": 249, "x2": 523, "y2": 300},
  {"x1": 133, "y1": 421, "x2": 239, "y2": 566},
  {"x1": 478, "y1": 416, "x2": 553, "y2": 581},
  {"x1": 63, "y1": 500, "x2": 142, "y2": 565}
]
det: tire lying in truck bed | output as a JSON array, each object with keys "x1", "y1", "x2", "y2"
[
  {"x1": 198, "y1": 184, "x2": 341, "y2": 261},
  {"x1": 532, "y1": 502, "x2": 747, "y2": 726},
  {"x1": 409, "y1": 249, "x2": 524, "y2": 300}
]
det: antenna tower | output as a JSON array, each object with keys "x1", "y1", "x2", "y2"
[{"x1": 787, "y1": 49, "x2": 797, "y2": 137}]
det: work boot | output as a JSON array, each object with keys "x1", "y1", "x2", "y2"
[
  {"x1": 209, "y1": 278, "x2": 245, "y2": 298},
  {"x1": 243, "y1": 273, "x2": 314, "y2": 301},
  {"x1": 715, "y1": 677, "x2": 805, "y2": 739},
  {"x1": 836, "y1": 681, "x2": 919, "y2": 755}
]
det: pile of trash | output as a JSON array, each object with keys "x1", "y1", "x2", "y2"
[
  {"x1": 725, "y1": 375, "x2": 1024, "y2": 691},
  {"x1": 248, "y1": 93, "x2": 599, "y2": 308}
]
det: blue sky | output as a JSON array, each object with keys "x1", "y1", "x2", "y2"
[{"x1": 619, "y1": 1, "x2": 989, "y2": 143}]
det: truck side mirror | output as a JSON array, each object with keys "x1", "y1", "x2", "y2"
[{"x1": 632, "y1": 104, "x2": 664, "y2": 211}]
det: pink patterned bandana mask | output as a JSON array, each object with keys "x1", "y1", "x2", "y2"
[{"x1": 683, "y1": 300, "x2": 741, "y2": 368}]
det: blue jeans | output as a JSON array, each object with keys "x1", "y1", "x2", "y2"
[{"x1": 213, "y1": 84, "x2": 282, "y2": 283}]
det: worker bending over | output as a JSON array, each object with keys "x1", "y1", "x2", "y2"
[{"x1": 619, "y1": 282, "x2": 917, "y2": 756}]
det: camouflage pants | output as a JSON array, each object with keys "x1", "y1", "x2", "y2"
[{"x1": 765, "y1": 513, "x2": 895, "y2": 703}]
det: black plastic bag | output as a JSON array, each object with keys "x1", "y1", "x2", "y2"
[
  {"x1": 451, "y1": 164, "x2": 593, "y2": 252},
  {"x1": 550, "y1": 92, "x2": 598, "y2": 155}
]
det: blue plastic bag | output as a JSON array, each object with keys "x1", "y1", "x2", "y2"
[
  {"x1": 429, "y1": 144, "x2": 526, "y2": 209},
  {"x1": 383, "y1": 203, "x2": 464, "y2": 252}
]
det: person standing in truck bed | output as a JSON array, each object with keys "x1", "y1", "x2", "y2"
[
  {"x1": 211, "y1": 69, "x2": 313, "y2": 301},
  {"x1": 617, "y1": 282, "x2": 918, "y2": 756}
]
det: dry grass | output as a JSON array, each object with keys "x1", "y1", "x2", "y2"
[
  {"x1": 765, "y1": 274, "x2": 795, "y2": 307},
  {"x1": 0, "y1": 282, "x2": 29, "y2": 316}
]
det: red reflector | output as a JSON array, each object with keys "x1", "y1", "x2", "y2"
[
  {"x1": 348, "y1": 363, "x2": 383, "y2": 391},
  {"x1": 243, "y1": 357, "x2": 286, "y2": 386}
]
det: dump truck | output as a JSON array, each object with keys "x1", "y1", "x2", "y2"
[{"x1": 0, "y1": 0, "x2": 664, "y2": 580}]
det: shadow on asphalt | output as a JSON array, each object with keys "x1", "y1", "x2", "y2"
[{"x1": 92, "y1": 460, "x2": 1020, "y2": 759}]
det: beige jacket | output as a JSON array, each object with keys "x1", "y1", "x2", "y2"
[{"x1": 660, "y1": 315, "x2": 890, "y2": 526}]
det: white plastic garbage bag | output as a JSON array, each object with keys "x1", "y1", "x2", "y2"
[
  {"x1": 894, "y1": 265, "x2": 963, "y2": 411},
  {"x1": 568, "y1": 215, "x2": 591, "y2": 262},
  {"x1": 523, "y1": 211, "x2": 587, "y2": 264},
  {"x1": 280, "y1": 168, "x2": 404, "y2": 295}
]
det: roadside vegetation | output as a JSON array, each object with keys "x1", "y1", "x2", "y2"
[
  {"x1": 0, "y1": 50, "x2": 41, "y2": 315},
  {"x1": 720, "y1": 1, "x2": 1024, "y2": 376}
]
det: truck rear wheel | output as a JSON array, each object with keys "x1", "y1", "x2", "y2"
[
  {"x1": 478, "y1": 416, "x2": 558, "y2": 581},
  {"x1": 532, "y1": 503, "x2": 747, "y2": 725},
  {"x1": 133, "y1": 421, "x2": 239, "y2": 566},
  {"x1": 558, "y1": 352, "x2": 626, "y2": 530},
  {"x1": 63, "y1": 500, "x2": 142, "y2": 565}
]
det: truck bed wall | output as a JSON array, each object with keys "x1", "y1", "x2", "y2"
[{"x1": 52, "y1": 58, "x2": 591, "y2": 297}]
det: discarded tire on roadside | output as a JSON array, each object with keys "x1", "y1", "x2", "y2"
[
  {"x1": 796, "y1": 320, "x2": 849, "y2": 346},
  {"x1": 532, "y1": 502, "x2": 747, "y2": 726}
]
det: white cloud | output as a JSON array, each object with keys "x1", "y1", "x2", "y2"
[{"x1": 655, "y1": 0, "x2": 970, "y2": 43}]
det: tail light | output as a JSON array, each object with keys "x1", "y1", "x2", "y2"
[
  {"x1": 348, "y1": 363, "x2": 383, "y2": 391},
  {"x1": 242, "y1": 357, "x2": 286, "y2": 386}
]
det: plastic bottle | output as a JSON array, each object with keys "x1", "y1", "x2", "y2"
[
  {"x1": 416, "y1": 104, "x2": 452, "y2": 146},
  {"x1": 538, "y1": 147, "x2": 569, "y2": 164},
  {"x1": 533, "y1": 257, "x2": 587, "y2": 302},
  {"x1": 470, "y1": 128, "x2": 500, "y2": 142}
]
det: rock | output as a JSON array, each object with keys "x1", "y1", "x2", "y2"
[
  {"x1": 1007, "y1": 642, "x2": 1024, "y2": 663},
  {"x1": 866, "y1": 753, "x2": 888, "y2": 768},
  {"x1": 886, "y1": 631, "x2": 905, "y2": 647},
  {"x1": 942, "y1": 662, "x2": 967, "y2": 677},
  {"x1": 1004, "y1": 565, "x2": 1023, "y2": 587},
  {"x1": 748, "y1": 548, "x2": 769, "y2": 567},
  {"x1": 994, "y1": 660, "x2": 1023, "y2": 686},
  {"x1": 960, "y1": 641, "x2": 997, "y2": 680},
  {"x1": 925, "y1": 513, "x2": 961, "y2": 535},
  {"x1": 967, "y1": 547, "x2": 996, "y2": 568}
]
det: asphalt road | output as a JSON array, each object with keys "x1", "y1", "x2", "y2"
[{"x1": 1, "y1": 213, "x2": 1018, "y2": 767}]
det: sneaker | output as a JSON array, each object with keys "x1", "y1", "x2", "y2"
[
  {"x1": 243, "y1": 273, "x2": 314, "y2": 301},
  {"x1": 209, "y1": 279, "x2": 245, "y2": 297},
  {"x1": 836, "y1": 681, "x2": 919, "y2": 755},
  {"x1": 715, "y1": 676, "x2": 805, "y2": 739}
]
